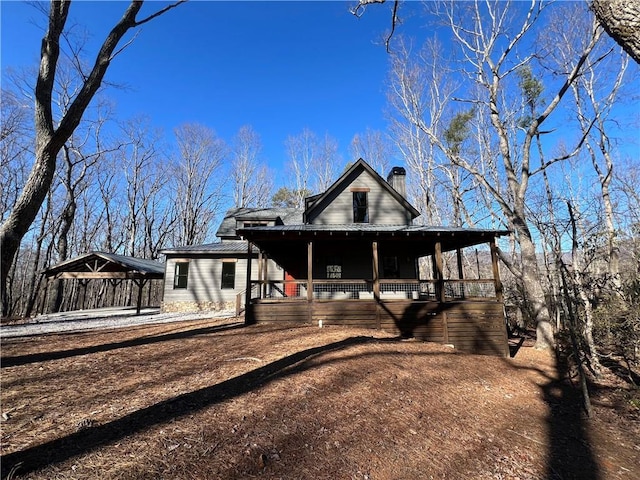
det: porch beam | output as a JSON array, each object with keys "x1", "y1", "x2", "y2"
[{"x1": 490, "y1": 238, "x2": 504, "y2": 303}]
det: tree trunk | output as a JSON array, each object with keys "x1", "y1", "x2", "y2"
[
  {"x1": 0, "y1": 0, "x2": 183, "y2": 316},
  {"x1": 518, "y1": 224, "x2": 555, "y2": 349},
  {"x1": 591, "y1": 0, "x2": 640, "y2": 64}
]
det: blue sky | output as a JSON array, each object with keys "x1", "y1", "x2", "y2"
[
  {"x1": 2, "y1": 1, "x2": 638, "y2": 191},
  {"x1": 2, "y1": 1, "x2": 421, "y2": 181}
]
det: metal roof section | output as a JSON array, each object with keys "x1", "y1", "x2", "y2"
[
  {"x1": 303, "y1": 159, "x2": 420, "y2": 223},
  {"x1": 238, "y1": 223, "x2": 510, "y2": 235},
  {"x1": 43, "y1": 251, "x2": 164, "y2": 278},
  {"x1": 161, "y1": 240, "x2": 258, "y2": 255}
]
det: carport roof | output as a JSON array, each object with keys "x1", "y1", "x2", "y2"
[{"x1": 43, "y1": 252, "x2": 165, "y2": 279}]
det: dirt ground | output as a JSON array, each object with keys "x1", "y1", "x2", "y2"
[{"x1": 1, "y1": 317, "x2": 639, "y2": 480}]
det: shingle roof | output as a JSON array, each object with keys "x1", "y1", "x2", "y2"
[{"x1": 215, "y1": 207, "x2": 303, "y2": 238}]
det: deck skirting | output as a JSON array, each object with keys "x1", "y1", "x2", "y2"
[{"x1": 246, "y1": 299, "x2": 508, "y2": 357}]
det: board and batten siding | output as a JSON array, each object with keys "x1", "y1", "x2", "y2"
[
  {"x1": 309, "y1": 171, "x2": 412, "y2": 225},
  {"x1": 163, "y1": 256, "x2": 282, "y2": 304}
]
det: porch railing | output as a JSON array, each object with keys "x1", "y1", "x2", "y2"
[{"x1": 248, "y1": 278, "x2": 497, "y2": 302}]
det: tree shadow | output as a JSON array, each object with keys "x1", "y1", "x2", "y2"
[
  {"x1": 0, "y1": 335, "x2": 380, "y2": 478},
  {"x1": 1, "y1": 322, "x2": 245, "y2": 368},
  {"x1": 599, "y1": 355, "x2": 640, "y2": 386},
  {"x1": 507, "y1": 348, "x2": 601, "y2": 480}
]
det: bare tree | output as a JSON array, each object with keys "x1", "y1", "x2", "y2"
[
  {"x1": 591, "y1": 0, "x2": 640, "y2": 64},
  {"x1": 0, "y1": 0, "x2": 184, "y2": 315},
  {"x1": 383, "y1": 1, "x2": 608, "y2": 349},
  {"x1": 172, "y1": 123, "x2": 227, "y2": 246},
  {"x1": 230, "y1": 125, "x2": 273, "y2": 208},
  {"x1": 350, "y1": 128, "x2": 392, "y2": 177},
  {"x1": 285, "y1": 128, "x2": 341, "y2": 207}
]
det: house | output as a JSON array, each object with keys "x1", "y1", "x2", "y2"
[
  {"x1": 161, "y1": 207, "x2": 302, "y2": 313},
  {"x1": 162, "y1": 159, "x2": 510, "y2": 356}
]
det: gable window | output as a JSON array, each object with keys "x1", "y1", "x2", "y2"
[
  {"x1": 221, "y1": 261, "x2": 236, "y2": 289},
  {"x1": 243, "y1": 221, "x2": 268, "y2": 228},
  {"x1": 174, "y1": 262, "x2": 189, "y2": 289},
  {"x1": 353, "y1": 192, "x2": 369, "y2": 223},
  {"x1": 326, "y1": 256, "x2": 342, "y2": 279}
]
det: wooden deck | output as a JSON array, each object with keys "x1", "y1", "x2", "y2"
[{"x1": 246, "y1": 298, "x2": 509, "y2": 357}]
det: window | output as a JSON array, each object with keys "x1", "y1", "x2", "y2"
[
  {"x1": 383, "y1": 256, "x2": 399, "y2": 278},
  {"x1": 326, "y1": 256, "x2": 342, "y2": 279},
  {"x1": 221, "y1": 261, "x2": 236, "y2": 289},
  {"x1": 174, "y1": 262, "x2": 189, "y2": 289},
  {"x1": 243, "y1": 221, "x2": 268, "y2": 228},
  {"x1": 353, "y1": 192, "x2": 369, "y2": 223}
]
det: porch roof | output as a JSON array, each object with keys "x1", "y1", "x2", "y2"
[{"x1": 238, "y1": 224, "x2": 510, "y2": 255}]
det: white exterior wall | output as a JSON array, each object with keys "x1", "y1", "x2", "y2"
[
  {"x1": 163, "y1": 256, "x2": 283, "y2": 306},
  {"x1": 310, "y1": 172, "x2": 411, "y2": 225}
]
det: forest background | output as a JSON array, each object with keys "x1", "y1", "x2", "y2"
[{"x1": 1, "y1": 1, "x2": 639, "y2": 372}]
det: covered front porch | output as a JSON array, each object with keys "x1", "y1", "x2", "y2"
[{"x1": 238, "y1": 225, "x2": 510, "y2": 356}]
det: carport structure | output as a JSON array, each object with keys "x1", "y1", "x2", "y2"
[{"x1": 43, "y1": 252, "x2": 164, "y2": 315}]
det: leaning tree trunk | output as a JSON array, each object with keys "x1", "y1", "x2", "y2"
[
  {"x1": 518, "y1": 225, "x2": 556, "y2": 349},
  {"x1": 0, "y1": 1, "x2": 183, "y2": 316},
  {"x1": 591, "y1": 0, "x2": 640, "y2": 64}
]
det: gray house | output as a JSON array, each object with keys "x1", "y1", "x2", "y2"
[
  {"x1": 161, "y1": 208, "x2": 302, "y2": 312},
  {"x1": 162, "y1": 159, "x2": 510, "y2": 356}
]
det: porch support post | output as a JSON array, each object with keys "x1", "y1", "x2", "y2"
[
  {"x1": 456, "y1": 248, "x2": 464, "y2": 279},
  {"x1": 372, "y1": 241, "x2": 380, "y2": 300},
  {"x1": 263, "y1": 253, "x2": 269, "y2": 298},
  {"x1": 435, "y1": 241, "x2": 445, "y2": 303},
  {"x1": 456, "y1": 248, "x2": 465, "y2": 299},
  {"x1": 245, "y1": 241, "x2": 253, "y2": 324},
  {"x1": 307, "y1": 241, "x2": 313, "y2": 324},
  {"x1": 307, "y1": 241, "x2": 313, "y2": 302},
  {"x1": 490, "y1": 238, "x2": 504, "y2": 303},
  {"x1": 258, "y1": 250, "x2": 264, "y2": 297}
]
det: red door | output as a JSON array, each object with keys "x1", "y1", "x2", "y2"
[{"x1": 284, "y1": 272, "x2": 297, "y2": 297}]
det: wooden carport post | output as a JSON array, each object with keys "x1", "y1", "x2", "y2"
[{"x1": 133, "y1": 278, "x2": 147, "y2": 315}]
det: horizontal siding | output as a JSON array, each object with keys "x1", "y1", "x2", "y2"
[
  {"x1": 311, "y1": 171, "x2": 411, "y2": 225},
  {"x1": 164, "y1": 257, "x2": 283, "y2": 304}
]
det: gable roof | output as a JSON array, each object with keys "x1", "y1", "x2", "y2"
[
  {"x1": 43, "y1": 252, "x2": 164, "y2": 279},
  {"x1": 304, "y1": 158, "x2": 420, "y2": 222},
  {"x1": 215, "y1": 207, "x2": 303, "y2": 238}
]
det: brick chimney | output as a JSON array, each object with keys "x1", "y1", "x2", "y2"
[{"x1": 387, "y1": 166, "x2": 407, "y2": 198}]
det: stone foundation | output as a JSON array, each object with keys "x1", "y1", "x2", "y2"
[{"x1": 161, "y1": 301, "x2": 235, "y2": 314}]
